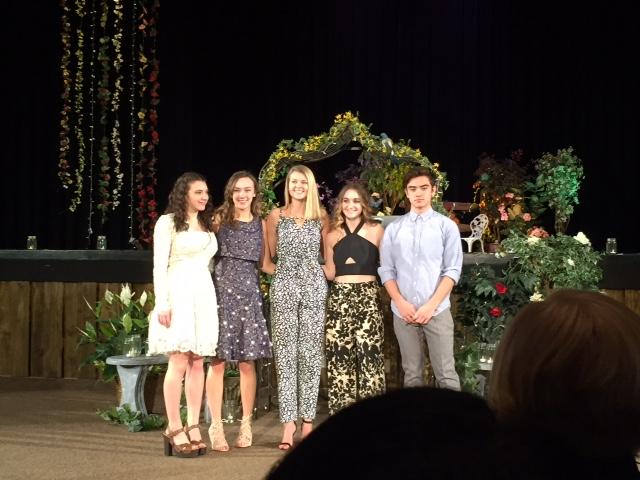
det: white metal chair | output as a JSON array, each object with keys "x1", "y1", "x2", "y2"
[{"x1": 461, "y1": 214, "x2": 489, "y2": 253}]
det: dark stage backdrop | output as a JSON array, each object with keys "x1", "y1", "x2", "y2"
[{"x1": 2, "y1": 0, "x2": 639, "y2": 251}]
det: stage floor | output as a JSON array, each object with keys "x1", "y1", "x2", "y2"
[{"x1": 0, "y1": 377, "x2": 327, "y2": 480}]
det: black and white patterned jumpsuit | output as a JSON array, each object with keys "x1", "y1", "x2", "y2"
[{"x1": 270, "y1": 214, "x2": 328, "y2": 423}]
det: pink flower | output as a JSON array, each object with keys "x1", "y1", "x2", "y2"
[
  {"x1": 505, "y1": 192, "x2": 515, "y2": 199},
  {"x1": 522, "y1": 213, "x2": 532, "y2": 221},
  {"x1": 500, "y1": 212, "x2": 509, "y2": 221},
  {"x1": 527, "y1": 226, "x2": 550, "y2": 238}
]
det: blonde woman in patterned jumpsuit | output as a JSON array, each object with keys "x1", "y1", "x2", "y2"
[{"x1": 265, "y1": 164, "x2": 329, "y2": 450}]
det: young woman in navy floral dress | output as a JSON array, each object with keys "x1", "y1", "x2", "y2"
[{"x1": 205, "y1": 171, "x2": 272, "y2": 451}]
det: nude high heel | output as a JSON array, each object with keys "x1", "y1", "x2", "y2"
[
  {"x1": 208, "y1": 418, "x2": 230, "y2": 452},
  {"x1": 235, "y1": 415, "x2": 253, "y2": 448}
]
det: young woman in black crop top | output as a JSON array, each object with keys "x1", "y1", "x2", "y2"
[{"x1": 323, "y1": 183, "x2": 386, "y2": 415}]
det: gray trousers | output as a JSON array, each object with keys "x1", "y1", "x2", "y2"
[{"x1": 393, "y1": 308, "x2": 460, "y2": 391}]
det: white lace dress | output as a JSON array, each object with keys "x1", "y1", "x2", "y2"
[{"x1": 147, "y1": 214, "x2": 219, "y2": 356}]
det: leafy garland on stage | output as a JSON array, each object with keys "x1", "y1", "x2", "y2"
[{"x1": 258, "y1": 111, "x2": 448, "y2": 215}]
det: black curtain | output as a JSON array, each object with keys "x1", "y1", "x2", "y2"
[{"x1": 3, "y1": 0, "x2": 639, "y2": 251}]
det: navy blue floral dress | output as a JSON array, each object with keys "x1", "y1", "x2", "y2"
[{"x1": 214, "y1": 217, "x2": 272, "y2": 360}]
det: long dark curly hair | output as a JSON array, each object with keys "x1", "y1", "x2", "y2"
[
  {"x1": 165, "y1": 172, "x2": 215, "y2": 232},
  {"x1": 214, "y1": 171, "x2": 262, "y2": 228}
]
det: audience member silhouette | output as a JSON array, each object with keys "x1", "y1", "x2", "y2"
[
  {"x1": 267, "y1": 387, "x2": 499, "y2": 479},
  {"x1": 489, "y1": 288, "x2": 640, "y2": 479}
]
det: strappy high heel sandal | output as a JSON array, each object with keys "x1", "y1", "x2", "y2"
[
  {"x1": 235, "y1": 415, "x2": 253, "y2": 448},
  {"x1": 278, "y1": 422, "x2": 297, "y2": 451},
  {"x1": 208, "y1": 418, "x2": 230, "y2": 452},
  {"x1": 163, "y1": 427, "x2": 199, "y2": 458},
  {"x1": 184, "y1": 424, "x2": 207, "y2": 455},
  {"x1": 301, "y1": 418, "x2": 313, "y2": 440}
]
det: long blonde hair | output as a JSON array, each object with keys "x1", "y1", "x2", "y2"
[
  {"x1": 283, "y1": 164, "x2": 323, "y2": 220},
  {"x1": 331, "y1": 182, "x2": 375, "y2": 231}
]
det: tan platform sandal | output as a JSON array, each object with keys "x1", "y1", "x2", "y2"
[
  {"x1": 235, "y1": 415, "x2": 253, "y2": 448},
  {"x1": 163, "y1": 427, "x2": 199, "y2": 458},
  {"x1": 208, "y1": 418, "x2": 230, "y2": 452},
  {"x1": 184, "y1": 424, "x2": 207, "y2": 455}
]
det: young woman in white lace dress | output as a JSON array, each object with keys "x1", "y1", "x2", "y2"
[{"x1": 147, "y1": 172, "x2": 219, "y2": 457}]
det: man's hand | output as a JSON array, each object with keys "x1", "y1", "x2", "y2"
[
  {"x1": 397, "y1": 299, "x2": 417, "y2": 323},
  {"x1": 414, "y1": 302, "x2": 436, "y2": 324},
  {"x1": 157, "y1": 310, "x2": 172, "y2": 328}
]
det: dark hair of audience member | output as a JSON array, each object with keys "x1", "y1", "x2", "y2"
[
  {"x1": 489, "y1": 288, "x2": 640, "y2": 459},
  {"x1": 268, "y1": 387, "x2": 499, "y2": 480}
]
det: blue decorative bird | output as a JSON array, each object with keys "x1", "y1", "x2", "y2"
[{"x1": 380, "y1": 133, "x2": 399, "y2": 164}]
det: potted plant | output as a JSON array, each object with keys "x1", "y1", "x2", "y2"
[
  {"x1": 528, "y1": 147, "x2": 584, "y2": 234},
  {"x1": 454, "y1": 263, "x2": 536, "y2": 395},
  {"x1": 78, "y1": 284, "x2": 155, "y2": 382},
  {"x1": 456, "y1": 264, "x2": 536, "y2": 346},
  {"x1": 472, "y1": 150, "x2": 534, "y2": 245},
  {"x1": 501, "y1": 230, "x2": 602, "y2": 296}
]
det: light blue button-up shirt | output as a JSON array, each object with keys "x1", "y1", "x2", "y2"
[{"x1": 378, "y1": 209, "x2": 463, "y2": 317}]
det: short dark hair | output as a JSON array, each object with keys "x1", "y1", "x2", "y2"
[
  {"x1": 403, "y1": 166, "x2": 437, "y2": 189},
  {"x1": 489, "y1": 289, "x2": 640, "y2": 456}
]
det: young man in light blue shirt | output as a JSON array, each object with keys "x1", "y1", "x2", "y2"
[{"x1": 378, "y1": 167, "x2": 462, "y2": 390}]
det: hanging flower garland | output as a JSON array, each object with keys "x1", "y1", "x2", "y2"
[
  {"x1": 58, "y1": 0, "x2": 73, "y2": 191},
  {"x1": 109, "y1": 0, "x2": 124, "y2": 212},
  {"x1": 70, "y1": 0, "x2": 87, "y2": 212},
  {"x1": 96, "y1": 0, "x2": 111, "y2": 220},
  {"x1": 127, "y1": 0, "x2": 139, "y2": 245},
  {"x1": 85, "y1": 0, "x2": 98, "y2": 242},
  {"x1": 258, "y1": 111, "x2": 447, "y2": 215},
  {"x1": 135, "y1": 0, "x2": 160, "y2": 246},
  {"x1": 57, "y1": 0, "x2": 160, "y2": 246}
]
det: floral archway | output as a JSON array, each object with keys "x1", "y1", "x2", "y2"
[{"x1": 258, "y1": 112, "x2": 448, "y2": 215}]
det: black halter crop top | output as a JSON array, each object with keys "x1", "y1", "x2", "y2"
[{"x1": 333, "y1": 220, "x2": 379, "y2": 277}]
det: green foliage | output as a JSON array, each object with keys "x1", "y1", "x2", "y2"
[
  {"x1": 258, "y1": 112, "x2": 447, "y2": 215},
  {"x1": 528, "y1": 147, "x2": 584, "y2": 233},
  {"x1": 98, "y1": 404, "x2": 166, "y2": 432},
  {"x1": 360, "y1": 156, "x2": 414, "y2": 214},
  {"x1": 501, "y1": 231, "x2": 602, "y2": 293},
  {"x1": 501, "y1": 232, "x2": 602, "y2": 293},
  {"x1": 472, "y1": 150, "x2": 533, "y2": 242},
  {"x1": 454, "y1": 341, "x2": 481, "y2": 394},
  {"x1": 456, "y1": 264, "x2": 535, "y2": 344},
  {"x1": 78, "y1": 284, "x2": 154, "y2": 382}
]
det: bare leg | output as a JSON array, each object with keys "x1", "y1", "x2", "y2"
[
  {"x1": 163, "y1": 352, "x2": 190, "y2": 446},
  {"x1": 205, "y1": 359, "x2": 226, "y2": 420},
  {"x1": 236, "y1": 360, "x2": 256, "y2": 448},
  {"x1": 238, "y1": 360, "x2": 256, "y2": 417},
  {"x1": 205, "y1": 359, "x2": 228, "y2": 451},
  {"x1": 184, "y1": 354, "x2": 205, "y2": 446}
]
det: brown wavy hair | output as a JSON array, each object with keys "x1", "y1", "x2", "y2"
[
  {"x1": 331, "y1": 182, "x2": 375, "y2": 232},
  {"x1": 165, "y1": 172, "x2": 215, "y2": 232},
  {"x1": 214, "y1": 171, "x2": 261, "y2": 228},
  {"x1": 489, "y1": 288, "x2": 640, "y2": 455}
]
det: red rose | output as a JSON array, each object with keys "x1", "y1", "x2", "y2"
[
  {"x1": 489, "y1": 307, "x2": 502, "y2": 318},
  {"x1": 495, "y1": 282, "x2": 508, "y2": 295}
]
